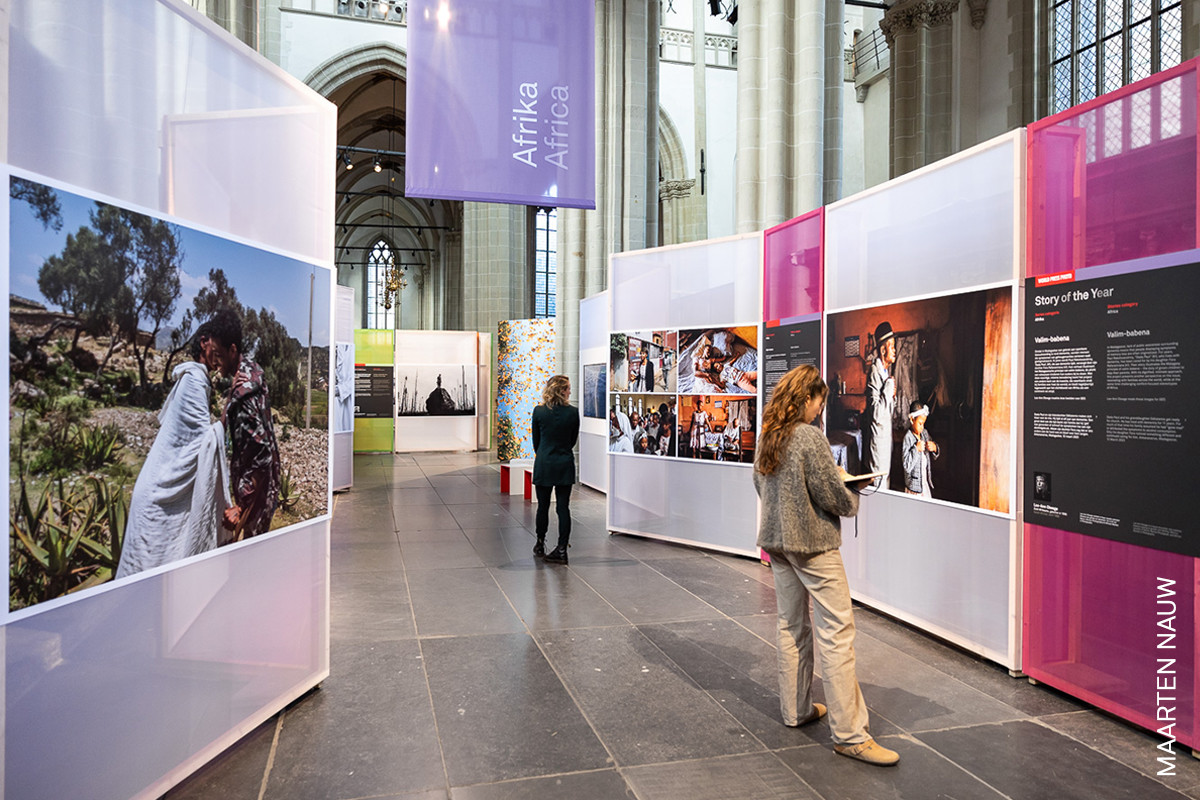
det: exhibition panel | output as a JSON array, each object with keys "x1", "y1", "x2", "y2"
[
  {"x1": 1024, "y1": 58, "x2": 1200, "y2": 748},
  {"x1": 763, "y1": 208, "x2": 823, "y2": 322},
  {"x1": 579, "y1": 292, "x2": 609, "y2": 492},
  {"x1": 354, "y1": 329, "x2": 396, "y2": 453},
  {"x1": 4, "y1": 1, "x2": 337, "y2": 797},
  {"x1": 824, "y1": 131, "x2": 1024, "y2": 311},
  {"x1": 394, "y1": 331, "x2": 480, "y2": 452},
  {"x1": 497, "y1": 319, "x2": 557, "y2": 460},
  {"x1": 608, "y1": 235, "x2": 762, "y2": 555},
  {"x1": 333, "y1": 286, "x2": 355, "y2": 490},
  {"x1": 824, "y1": 130, "x2": 1024, "y2": 670}
]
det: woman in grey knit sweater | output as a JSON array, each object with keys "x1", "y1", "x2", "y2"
[{"x1": 754, "y1": 365, "x2": 899, "y2": 767}]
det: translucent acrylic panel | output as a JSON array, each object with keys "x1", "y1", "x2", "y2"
[
  {"x1": 824, "y1": 131, "x2": 1021, "y2": 311},
  {"x1": 1027, "y1": 64, "x2": 1198, "y2": 277},
  {"x1": 395, "y1": 417, "x2": 478, "y2": 452},
  {"x1": 8, "y1": 0, "x2": 335, "y2": 264},
  {"x1": 609, "y1": 457, "x2": 758, "y2": 555},
  {"x1": 395, "y1": 331, "x2": 479, "y2": 365},
  {"x1": 579, "y1": 292, "x2": 609, "y2": 352},
  {"x1": 478, "y1": 333, "x2": 492, "y2": 450},
  {"x1": 579, "y1": 432, "x2": 608, "y2": 493},
  {"x1": 610, "y1": 234, "x2": 762, "y2": 332},
  {"x1": 842, "y1": 495, "x2": 1015, "y2": 666},
  {"x1": 764, "y1": 208, "x2": 823, "y2": 321},
  {"x1": 6, "y1": 521, "x2": 330, "y2": 800},
  {"x1": 1024, "y1": 524, "x2": 1197, "y2": 747}
]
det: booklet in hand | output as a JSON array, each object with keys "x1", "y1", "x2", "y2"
[{"x1": 843, "y1": 470, "x2": 887, "y2": 484}]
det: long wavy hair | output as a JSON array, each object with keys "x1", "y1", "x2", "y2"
[
  {"x1": 542, "y1": 374, "x2": 571, "y2": 408},
  {"x1": 755, "y1": 364, "x2": 827, "y2": 476}
]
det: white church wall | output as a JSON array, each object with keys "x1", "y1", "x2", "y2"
[
  {"x1": 705, "y1": 66, "x2": 738, "y2": 238},
  {"x1": 279, "y1": 7, "x2": 408, "y2": 83},
  {"x1": 661, "y1": 61, "x2": 698, "y2": 174},
  {"x1": 862, "y1": 76, "x2": 890, "y2": 190}
]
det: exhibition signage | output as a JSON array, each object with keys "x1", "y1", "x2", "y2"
[
  {"x1": 354, "y1": 365, "x2": 395, "y2": 418},
  {"x1": 763, "y1": 316, "x2": 821, "y2": 404},
  {"x1": 405, "y1": 0, "x2": 596, "y2": 209},
  {"x1": 1024, "y1": 258, "x2": 1198, "y2": 556}
]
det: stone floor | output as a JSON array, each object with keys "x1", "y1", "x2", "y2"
[{"x1": 165, "y1": 452, "x2": 1200, "y2": 800}]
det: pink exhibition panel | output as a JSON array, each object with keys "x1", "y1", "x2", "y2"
[
  {"x1": 1024, "y1": 57, "x2": 1200, "y2": 747},
  {"x1": 763, "y1": 208, "x2": 823, "y2": 322}
]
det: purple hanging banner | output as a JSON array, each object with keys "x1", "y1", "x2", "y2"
[{"x1": 406, "y1": 0, "x2": 596, "y2": 209}]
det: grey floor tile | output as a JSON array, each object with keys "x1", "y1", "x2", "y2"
[
  {"x1": 450, "y1": 771, "x2": 631, "y2": 800},
  {"x1": 852, "y1": 633, "x2": 1028, "y2": 732},
  {"x1": 163, "y1": 718, "x2": 276, "y2": 800},
  {"x1": 1040, "y1": 711, "x2": 1200, "y2": 795},
  {"x1": 637, "y1": 620, "x2": 901, "y2": 750},
  {"x1": 331, "y1": 542, "x2": 405, "y2": 575},
  {"x1": 391, "y1": 476, "x2": 436, "y2": 490},
  {"x1": 489, "y1": 564, "x2": 628, "y2": 630},
  {"x1": 732, "y1": 613, "x2": 779, "y2": 646},
  {"x1": 438, "y1": 486, "x2": 504, "y2": 505},
  {"x1": 422, "y1": 633, "x2": 610, "y2": 786},
  {"x1": 854, "y1": 607, "x2": 1086, "y2": 717},
  {"x1": 462, "y1": 529, "x2": 522, "y2": 567},
  {"x1": 609, "y1": 534, "x2": 708, "y2": 561},
  {"x1": 777, "y1": 735, "x2": 1008, "y2": 799},
  {"x1": 918, "y1": 720, "x2": 1191, "y2": 799},
  {"x1": 448, "y1": 503, "x2": 525, "y2": 529},
  {"x1": 264, "y1": 641, "x2": 444, "y2": 800},
  {"x1": 331, "y1": 571, "x2": 416, "y2": 642},
  {"x1": 407, "y1": 568, "x2": 526, "y2": 636},
  {"x1": 392, "y1": 487, "x2": 448, "y2": 506},
  {"x1": 536, "y1": 626, "x2": 764, "y2": 766},
  {"x1": 643, "y1": 558, "x2": 778, "y2": 617},
  {"x1": 402, "y1": 541, "x2": 487, "y2": 570},
  {"x1": 569, "y1": 562, "x2": 724, "y2": 624},
  {"x1": 705, "y1": 552, "x2": 774, "y2": 586},
  {"x1": 397, "y1": 527, "x2": 473, "y2": 544},
  {"x1": 623, "y1": 752, "x2": 820, "y2": 800},
  {"x1": 394, "y1": 505, "x2": 463, "y2": 532}
]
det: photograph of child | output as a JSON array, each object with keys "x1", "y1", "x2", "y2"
[
  {"x1": 608, "y1": 394, "x2": 676, "y2": 457},
  {"x1": 677, "y1": 395, "x2": 756, "y2": 463},
  {"x1": 901, "y1": 401, "x2": 939, "y2": 497},
  {"x1": 677, "y1": 327, "x2": 759, "y2": 395}
]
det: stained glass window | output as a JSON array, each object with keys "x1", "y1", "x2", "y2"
[{"x1": 1048, "y1": 0, "x2": 1183, "y2": 116}]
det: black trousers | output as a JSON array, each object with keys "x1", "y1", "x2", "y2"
[{"x1": 534, "y1": 484, "x2": 573, "y2": 547}]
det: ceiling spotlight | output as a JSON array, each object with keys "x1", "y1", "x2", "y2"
[
  {"x1": 343, "y1": 151, "x2": 353, "y2": 170},
  {"x1": 379, "y1": 1, "x2": 389, "y2": 15},
  {"x1": 373, "y1": 155, "x2": 382, "y2": 173}
]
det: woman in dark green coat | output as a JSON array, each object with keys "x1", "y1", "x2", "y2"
[{"x1": 531, "y1": 375, "x2": 580, "y2": 563}]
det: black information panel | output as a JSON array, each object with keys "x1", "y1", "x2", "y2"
[
  {"x1": 354, "y1": 365, "x2": 394, "y2": 418},
  {"x1": 1024, "y1": 262, "x2": 1198, "y2": 556},
  {"x1": 763, "y1": 318, "x2": 821, "y2": 405}
]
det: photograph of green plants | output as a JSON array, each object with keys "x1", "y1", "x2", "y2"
[{"x1": 9, "y1": 176, "x2": 331, "y2": 612}]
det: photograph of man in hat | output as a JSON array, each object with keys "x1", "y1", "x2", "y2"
[{"x1": 862, "y1": 321, "x2": 897, "y2": 481}]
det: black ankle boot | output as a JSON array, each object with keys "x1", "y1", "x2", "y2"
[
  {"x1": 533, "y1": 538, "x2": 546, "y2": 558},
  {"x1": 543, "y1": 545, "x2": 568, "y2": 564}
]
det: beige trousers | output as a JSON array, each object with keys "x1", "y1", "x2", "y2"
[{"x1": 768, "y1": 548, "x2": 871, "y2": 744}]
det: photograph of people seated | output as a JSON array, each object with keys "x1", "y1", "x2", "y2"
[
  {"x1": 608, "y1": 394, "x2": 677, "y2": 457},
  {"x1": 609, "y1": 331, "x2": 677, "y2": 393},
  {"x1": 677, "y1": 327, "x2": 759, "y2": 395},
  {"x1": 677, "y1": 395, "x2": 756, "y2": 463},
  {"x1": 823, "y1": 287, "x2": 1013, "y2": 513}
]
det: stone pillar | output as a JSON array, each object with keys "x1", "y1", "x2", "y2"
[
  {"x1": 556, "y1": 0, "x2": 659, "y2": 397},
  {"x1": 442, "y1": 230, "x2": 463, "y2": 330},
  {"x1": 736, "y1": 0, "x2": 827, "y2": 232},
  {"x1": 881, "y1": 0, "x2": 959, "y2": 178},
  {"x1": 823, "y1": 0, "x2": 844, "y2": 205},
  {"x1": 1185, "y1": 1, "x2": 1200, "y2": 61},
  {"x1": 461, "y1": 202, "x2": 530, "y2": 335}
]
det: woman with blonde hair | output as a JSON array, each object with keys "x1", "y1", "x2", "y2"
[
  {"x1": 754, "y1": 364, "x2": 899, "y2": 767},
  {"x1": 531, "y1": 374, "x2": 580, "y2": 563}
]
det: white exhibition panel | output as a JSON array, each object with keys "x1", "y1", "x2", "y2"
[
  {"x1": 333, "y1": 286, "x2": 355, "y2": 490},
  {"x1": 823, "y1": 130, "x2": 1024, "y2": 670},
  {"x1": 611, "y1": 233, "x2": 762, "y2": 331},
  {"x1": 5, "y1": 1, "x2": 337, "y2": 797},
  {"x1": 7, "y1": 521, "x2": 328, "y2": 800},
  {"x1": 579, "y1": 292, "x2": 609, "y2": 492},
  {"x1": 394, "y1": 330, "x2": 480, "y2": 452},
  {"x1": 478, "y1": 334, "x2": 492, "y2": 451},
  {"x1": 824, "y1": 130, "x2": 1024, "y2": 310},
  {"x1": 841, "y1": 496, "x2": 1014, "y2": 665},
  {"x1": 609, "y1": 457, "x2": 758, "y2": 556},
  {"x1": 608, "y1": 236, "x2": 762, "y2": 553}
]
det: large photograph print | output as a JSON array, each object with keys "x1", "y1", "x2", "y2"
[
  {"x1": 608, "y1": 394, "x2": 677, "y2": 456},
  {"x1": 395, "y1": 365, "x2": 477, "y2": 416},
  {"x1": 678, "y1": 327, "x2": 759, "y2": 395},
  {"x1": 824, "y1": 287, "x2": 1013, "y2": 512},
  {"x1": 8, "y1": 176, "x2": 332, "y2": 612},
  {"x1": 677, "y1": 395, "x2": 757, "y2": 463}
]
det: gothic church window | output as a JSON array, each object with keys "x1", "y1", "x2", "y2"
[
  {"x1": 1049, "y1": 0, "x2": 1183, "y2": 115},
  {"x1": 533, "y1": 208, "x2": 557, "y2": 319},
  {"x1": 366, "y1": 240, "x2": 397, "y2": 330}
]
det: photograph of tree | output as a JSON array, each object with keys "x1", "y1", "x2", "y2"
[
  {"x1": 395, "y1": 365, "x2": 477, "y2": 416},
  {"x1": 8, "y1": 176, "x2": 332, "y2": 612}
]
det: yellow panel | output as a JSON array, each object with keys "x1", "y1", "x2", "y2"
[{"x1": 353, "y1": 329, "x2": 394, "y2": 452}]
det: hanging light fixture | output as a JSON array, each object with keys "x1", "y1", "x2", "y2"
[
  {"x1": 380, "y1": 260, "x2": 407, "y2": 310},
  {"x1": 343, "y1": 150, "x2": 353, "y2": 170},
  {"x1": 373, "y1": 154, "x2": 383, "y2": 173}
]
